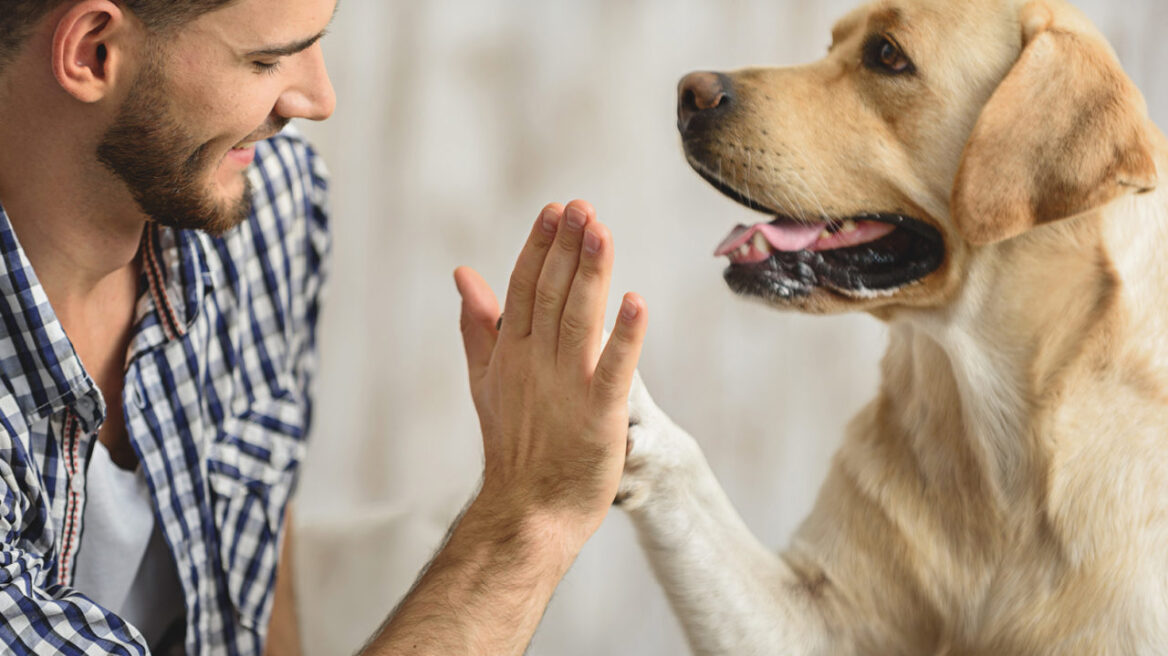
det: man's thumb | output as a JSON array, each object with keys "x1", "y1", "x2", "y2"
[{"x1": 454, "y1": 266, "x2": 500, "y2": 380}]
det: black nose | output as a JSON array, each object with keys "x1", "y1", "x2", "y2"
[{"x1": 677, "y1": 71, "x2": 732, "y2": 134}]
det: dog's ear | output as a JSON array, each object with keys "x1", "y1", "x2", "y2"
[{"x1": 951, "y1": 0, "x2": 1158, "y2": 245}]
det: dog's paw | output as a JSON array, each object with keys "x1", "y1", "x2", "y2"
[
  {"x1": 615, "y1": 370, "x2": 697, "y2": 511},
  {"x1": 614, "y1": 423, "x2": 654, "y2": 509}
]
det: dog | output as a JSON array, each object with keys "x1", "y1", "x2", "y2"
[{"x1": 616, "y1": 0, "x2": 1167, "y2": 654}]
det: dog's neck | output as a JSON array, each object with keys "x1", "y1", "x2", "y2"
[{"x1": 884, "y1": 176, "x2": 1168, "y2": 515}]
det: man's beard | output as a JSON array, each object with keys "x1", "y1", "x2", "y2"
[{"x1": 96, "y1": 60, "x2": 254, "y2": 237}]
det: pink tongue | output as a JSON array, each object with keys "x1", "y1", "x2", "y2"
[{"x1": 714, "y1": 221, "x2": 825, "y2": 256}]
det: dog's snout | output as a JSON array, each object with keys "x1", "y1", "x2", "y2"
[{"x1": 678, "y1": 71, "x2": 733, "y2": 134}]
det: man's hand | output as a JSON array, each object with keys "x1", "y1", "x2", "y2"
[
  {"x1": 454, "y1": 200, "x2": 647, "y2": 551},
  {"x1": 364, "y1": 200, "x2": 645, "y2": 656}
]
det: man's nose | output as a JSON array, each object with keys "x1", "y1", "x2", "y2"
[
  {"x1": 277, "y1": 44, "x2": 337, "y2": 122},
  {"x1": 677, "y1": 71, "x2": 733, "y2": 135}
]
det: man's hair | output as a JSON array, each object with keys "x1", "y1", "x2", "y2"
[{"x1": 0, "y1": 0, "x2": 239, "y2": 69}]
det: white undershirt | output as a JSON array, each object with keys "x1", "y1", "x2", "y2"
[{"x1": 72, "y1": 440, "x2": 186, "y2": 648}]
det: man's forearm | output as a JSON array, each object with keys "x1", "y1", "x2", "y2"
[{"x1": 361, "y1": 497, "x2": 576, "y2": 655}]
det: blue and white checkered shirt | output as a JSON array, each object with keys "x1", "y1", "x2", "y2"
[{"x1": 0, "y1": 127, "x2": 329, "y2": 655}]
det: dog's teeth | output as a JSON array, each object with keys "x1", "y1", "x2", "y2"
[
  {"x1": 752, "y1": 232, "x2": 771, "y2": 253},
  {"x1": 736, "y1": 244, "x2": 750, "y2": 257},
  {"x1": 842, "y1": 219, "x2": 859, "y2": 233},
  {"x1": 820, "y1": 229, "x2": 832, "y2": 240}
]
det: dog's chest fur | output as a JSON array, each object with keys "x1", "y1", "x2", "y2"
[{"x1": 804, "y1": 221, "x2": 1168, "y2": 653}]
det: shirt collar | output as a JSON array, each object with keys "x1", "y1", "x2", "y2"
[
  {"x1": 139, "y1": 223, "x2": 213, "y2": 339},
  {"x1": 126, "y1": 222, "x2": 216, "y2": 369},
  {"x1": 0, "y1": 203, "x2": 99, "y2": 427}
]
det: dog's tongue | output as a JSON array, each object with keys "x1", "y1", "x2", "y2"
[{"x1": 714, "y1": 221, "x2": 825, "y2": 257}]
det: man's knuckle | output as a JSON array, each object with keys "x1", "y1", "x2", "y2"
[
  {"x1": 554, "y1": 236, "x2": 580, "y2": 255},
  {"x1": 559, "y1": 313, "x2": 591, "y2": 341},
  {"x1": 591, "y1": 367, "x2": 619, "y2": 394},
  {"x1": 611, "y1": 325, "x2": 636, "y2": 346},
  {"x1": 533, "y1": 286, "x2": 560, "y2": 312},
  {"x1": 574, "y1": 262, "x2": 603, "y2": 283},
  {"x1": 507, "y1": 274, "x2": 536, "y2": 298}
]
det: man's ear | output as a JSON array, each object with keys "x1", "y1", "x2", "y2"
[
  {"x1": 950, "y1": 0, "x2": 1158, "y2": 246},
  {"x1": 51, "y1": 0, "x2": 131, "y2": 103}
]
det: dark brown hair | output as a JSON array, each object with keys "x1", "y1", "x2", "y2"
[{"x1": 0, "y1": 0, "x2": 240, "y2": 69}]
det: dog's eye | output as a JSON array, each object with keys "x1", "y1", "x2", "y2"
[{"x1": 863, "y1": 34, "x2": 915, "y2": 75}]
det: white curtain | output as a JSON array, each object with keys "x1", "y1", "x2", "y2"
[{"x1": 293, "y1": 1, "x2": 1168, "y2": 653}]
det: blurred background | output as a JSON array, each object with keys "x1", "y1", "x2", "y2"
[{"x1": 291, "y1": 1, "x2": 1168, "y2": 653}]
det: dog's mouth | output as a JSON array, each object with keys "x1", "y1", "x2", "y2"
[{"x1": 703, "y1": 174, "x2": 944, "y2": 300}]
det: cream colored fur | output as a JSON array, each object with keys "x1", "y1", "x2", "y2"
[{"x1": 618, "y1": 0, "x2": 1168, "y2": 653}]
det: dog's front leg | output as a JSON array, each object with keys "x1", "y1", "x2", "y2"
[{"x1": 618, "y1": 373, "x2": 838, "y2": 656}]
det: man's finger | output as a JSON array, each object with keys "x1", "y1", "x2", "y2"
[
  {"x1": 531, "y1": 200, "x2": 594, "y2": 347},
  {"x1": 557, "y1": 221, "x2": 612, "y2": 368},
  {"x1": 455, "y1": 266, "x2": 501, "y2": 382},
  {"x1": 502, "y1": 204, "x2": 564, "y2": 339},
  {"x1": 591, "y1": 293, "x2": 648, "y2": 406}
]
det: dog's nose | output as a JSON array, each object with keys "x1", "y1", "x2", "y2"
[{"x1": 678, "y1": 71, "x2": 732, "y2": 134}]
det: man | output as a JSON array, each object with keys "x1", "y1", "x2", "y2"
[{"x1": 0, "y1": 0, "x2": 647, "y2": 654}]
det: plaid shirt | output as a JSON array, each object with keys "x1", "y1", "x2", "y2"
[{"x1": 0, "y1": 127, "x2": 329, "y2": 655}]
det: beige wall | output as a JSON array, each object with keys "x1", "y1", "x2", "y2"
[{"x1": 292, "y1": 1, "x2": 1168, "y2": 654}]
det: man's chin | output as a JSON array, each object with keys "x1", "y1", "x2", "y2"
[
  {"x1": 196, "y1": 166, "x2": 253, "y2": 235},
  {"x1": 148, "y1": 178, "x2": 253, "y2": 238},
  {"x1": 202, "y1": 186, "x2": 253, "y2": 237}
]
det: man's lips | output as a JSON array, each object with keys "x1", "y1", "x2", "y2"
[
  {"x1": 223, "y1": 131, "x2": 279, "y2": 166},
  {"x1": 225, "y1": 145, "x2": 257, "y2": 166},
  {"x1": 221, "y1": 119, "x2": 287, "y2": 168},
  {"x1": 230, "y1": 120, "x2": 287, "y2": 152}
]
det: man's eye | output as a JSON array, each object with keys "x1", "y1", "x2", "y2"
[
  {"x1": 863, "y1": 35, "x2": 915, "y2": 75},
  {"x1": 252, "y1": 60, "x2": 283, "y2": 75}
]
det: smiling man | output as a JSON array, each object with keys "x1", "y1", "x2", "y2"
[{"x1": 0, "y1": 1, "x2": 645, "y2": 655}]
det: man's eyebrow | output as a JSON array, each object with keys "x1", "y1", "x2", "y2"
[
  {"x1": 243, "y1": 30, "x2": 328, "y2": 58},
  {"x1": 243, "y1": 2, "x2": 339, "y2": 58}
]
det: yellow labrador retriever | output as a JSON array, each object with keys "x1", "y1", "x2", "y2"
[{"x1": 617, "y1": 0, "x2": 1166, "y2": 653}]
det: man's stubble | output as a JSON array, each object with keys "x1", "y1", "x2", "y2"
[{"x1": 96, "y1": 55, "x2": 253, "y2": 238}]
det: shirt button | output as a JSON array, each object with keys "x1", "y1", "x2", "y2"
[
  {"x1": 75, "y1": 396, "x2": 95, "y2": 416},
  {"x1": 71, "y1": 476, "x2": 85, "y2": 494}
]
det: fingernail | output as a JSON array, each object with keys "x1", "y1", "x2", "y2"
[
  {"x1": 620, "y1": 297, "x2": 639, "y2": 321},
  {"x1": 565, "y1": 207, "x2": 587, "y2": 230},
  {"x1": 540, "y1": 209, "x2": 559, "y2": 234},
  {"x1": 583, "y1": 229, "x2": 602, "y2": 254}
]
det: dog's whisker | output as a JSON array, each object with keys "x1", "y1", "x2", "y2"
[
  {"x1": 802, "y1": 164, "x2": 835, "y2": 222},
  {"x1": 789, "y1": 167, "x2": 832, "y2": 226},
  {"x1": 779, "y1": 173, "x2": 817, "y2": 224}
]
